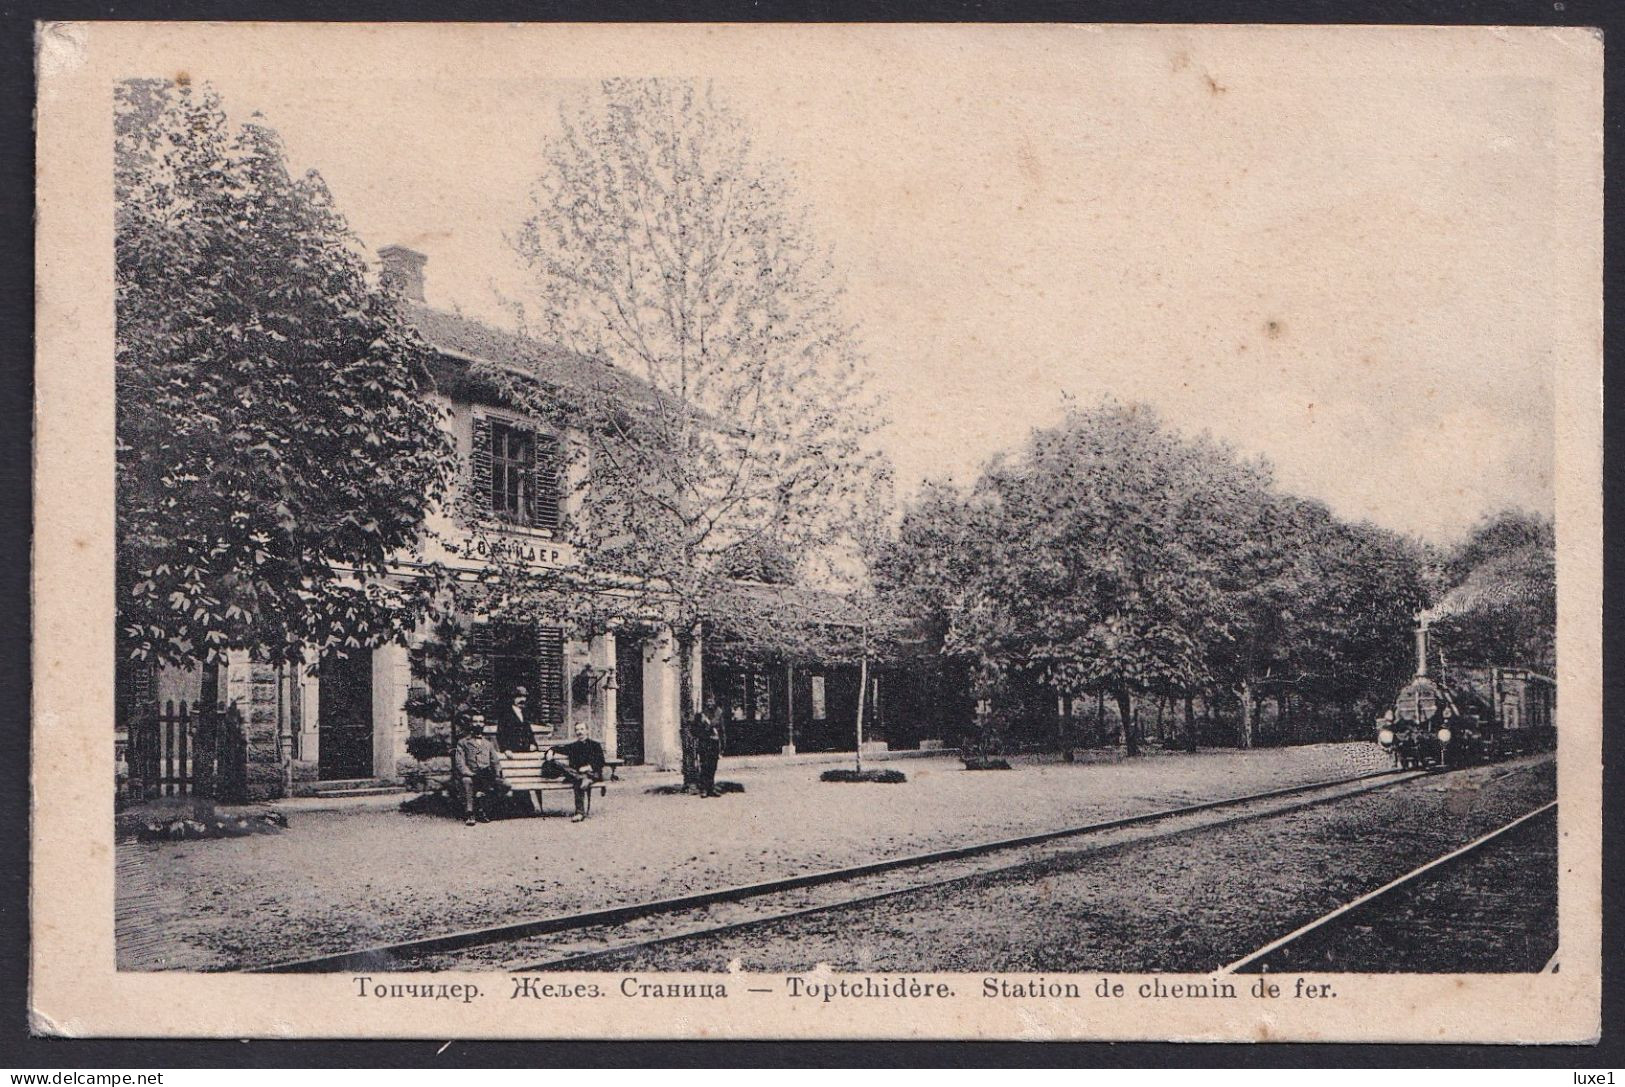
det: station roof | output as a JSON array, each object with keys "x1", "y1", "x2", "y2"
[
  {"x1": 718, "y1": 579, "x2": 869, "y2": 630},
  {"x1": 406, "y1": 302, "x2": 660, "y2": 411}
]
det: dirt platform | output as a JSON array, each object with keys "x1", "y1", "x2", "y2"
[{"x1": 118, "y1": 742, "x2": 1399, "y2": 970}]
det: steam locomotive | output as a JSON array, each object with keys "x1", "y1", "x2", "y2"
[{"x1": 1376, "y1": 618, "x2": 1555, "y2": 770}]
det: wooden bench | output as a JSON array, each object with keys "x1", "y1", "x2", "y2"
[
  {"x1": 498, "y1": 750, "x2": 608, "y2": 816},
  {"x1": 483, "y1": 724, "x2": 626, "y2": 780}
]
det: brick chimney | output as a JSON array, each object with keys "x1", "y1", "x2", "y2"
[{"x1": 379, "y1": 244, "x2": 427, "y2": 303}]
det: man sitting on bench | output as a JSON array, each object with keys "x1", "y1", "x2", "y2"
[
  {"x1": 452, "y1": 714, "x2": 504, "y2": 827},
  {"x1": 543, "y1": 719, "x2": 606, "y2": 823}
]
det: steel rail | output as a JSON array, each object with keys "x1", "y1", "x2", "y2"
[
  {"x1": 1217, "y1": 800, "x2": 1558, "y2": 974},
  {"x1": 253, "y1": 766, "x2": 1426, "y2": 974},
  {"x1": 513, "y1": 768, "x2": 1443, "y2": 972}
]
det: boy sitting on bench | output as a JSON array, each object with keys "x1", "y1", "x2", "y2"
[
  {"x1": 452, "y1": 714, "x2": 504, "y2": 827},
  {"x1": 543, "y1": 719, "x2": 606, "y2": 823}
]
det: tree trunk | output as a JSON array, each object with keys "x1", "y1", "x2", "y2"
[
  {"x1": 1237, "y1": 681, "x2": 1255, "y2": 749},
  {"x1": 855, "y1": 652, "x2": 868, "y2": 773},
  {"x1": 1059, "y1": 695, "x2": 1074, "y2": 761},
  {"x1": 1184, "y1": 695, "x2": 1198, "y2": 752},
  {"x1": 676, "y1": 627, "x2": 699, "y2": 789},
  {"x1": 190, "y1": 660, "x2": 221, "y2": 820},
  {"x1": 1115, "y1": 689, "x2": 1139, "y2": 756},
  {"x1": 784, "y1": 661, "x2": 795, "y2": 753}
]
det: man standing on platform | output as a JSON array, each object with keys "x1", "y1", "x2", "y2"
[
  {"x1": 496, "y1": 686, "x2": 536, "y2": 752},
  {"x1": 695, "y1": 692, "x2": 724, "y2": 798}
]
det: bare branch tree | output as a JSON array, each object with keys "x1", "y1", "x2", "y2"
[{"x1": 477, "y1": 79, "x2": 886, "y2": 786}]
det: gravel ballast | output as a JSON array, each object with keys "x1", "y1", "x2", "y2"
[{"x1": 587, "y1": 757, "x2": 1556, "y2": 974}]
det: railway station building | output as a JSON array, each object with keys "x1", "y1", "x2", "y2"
[{"x1": 117, "y1": 246, "x2": 940, "y2": 801}]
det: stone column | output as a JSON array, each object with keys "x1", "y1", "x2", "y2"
[
  {"x1": 245, "y1": 658, "x2": 284, "y2": 800},
  {"x1": 371, "y1": 642, "x2": 411, "y2": 782},
  {"x1": 643, "y1": 626, "x2": 683, "y2": 771},
  {"x1": 224, "y1": 649, "x2": 285, "y2": 801},
  {"x1": 296, "y1": 660, "x2": 320, "y2": 769},
  {"x1": 591, "y1": 631, "x2": 618, "y2": 759}
]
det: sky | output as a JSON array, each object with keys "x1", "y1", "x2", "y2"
[{"x1": 158, "y1": 24, "x2": 1576, "y2": 544}]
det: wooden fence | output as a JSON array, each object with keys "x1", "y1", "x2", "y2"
[
  {"x1": 125, "y1": 700, "x2": 196, "y2": 799},
  {"x1": 124, "y1": 700, "x2": 247, "y2": 801}
]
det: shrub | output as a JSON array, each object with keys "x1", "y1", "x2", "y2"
[
  {"x1": 399, "y1": 790, "x2": 458, "y2": 817},
  {"x1": 960, "y1": 703, "x2": 1016, "y2": 762},
  {"x1": 136, "y1": 810, "x2": 288, "y2": 841},
  {"x1": 405, "y1": 731, "x2": 452, "y2": 762},
  {"x1": 820, "y1": 768, "x2": 907, "y2": 783},
  {"x1": 645, "y1": 781, "x2": 746, "y2": 796}
]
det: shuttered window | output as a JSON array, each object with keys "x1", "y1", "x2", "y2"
[
  {"x1": 531, "y1": 433, "x2": 561, "y2": 530},
  {"x1": 471, "y1": 621, "x2": 566, "y2": 732},
  {"x1": 472, "y1": 416, "x2": 562, "y2": 531},
  {"x1": 534, "y1": 625, "x2": 565, "y2": 729}
]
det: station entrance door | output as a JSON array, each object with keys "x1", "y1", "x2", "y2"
[
  {"x1": 318, "y1": 652, "x2": 374, "y2": 780},
  {"x1": 615, "y1": 638, "x2": 645, "y2": 764}
]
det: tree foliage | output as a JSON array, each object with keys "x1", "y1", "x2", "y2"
[
  {"x1": 403, "y1": 617, "x2": 486, "y2": 726},
  {"x1": 507, "y1": 78, "x2": 883, "y2": 595},
  {"x1": 402, "y1": 617, "x2": 487, "y2": 760},
  {"x1": 875, "y1": 399, "x2": 1431, "y2": 752},
  {"x1": 115, "y1": 79, "x2": 458, "y2": 671},
  {"x1": 958, "y1": 404, "x2": 1272, "y2": 753}
]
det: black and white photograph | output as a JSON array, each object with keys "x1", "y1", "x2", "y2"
[{"x1": 32, "y1": 22, "x2": 1602, "y2": 1041}]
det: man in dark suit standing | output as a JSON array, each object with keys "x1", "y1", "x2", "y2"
[
  {"x1": 496, "y1": 686, "x2": 536, "y2": 752},
  {"x1": 695, "y1": 692, "x2": 724, "y2": 798}
]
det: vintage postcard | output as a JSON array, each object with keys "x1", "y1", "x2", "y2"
[{"x1": 32, "y1": 22, "x2": 1601, "y2": 1041}]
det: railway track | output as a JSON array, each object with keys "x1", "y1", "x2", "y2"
[
  {"x1": 1220, "y1": 800, "x2": 1559, "y2": 974},
  {"x1": 256, "y1": 765, "x2": 1431, "y2": 974}
]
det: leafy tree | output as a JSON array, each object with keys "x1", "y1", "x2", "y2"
[
  {"x1": 471, "y1": 79, "x2": 885, "y2": 787},
  {"x1": 116, "y1": 79, "x2": 458, "y2": 805},
  {"x1": 870, "y1": 478, "x2": 993, "y2": 672},
  {"x1": 882, "y1": 402, "x2": 1265, "y2": 756},
  {"x1": 403, "y1": 617, "x2": 487, "y2": 760},
  {"x1": 994, "y1": 403, "x2": 1276, "y2": 755},
  {"x1": 1207, "y1": 495, "x2": 1426, "y2": 745},
  {"x1": 1295, "y1": 515, "x2": 1429, "y2": 720},
  {"x1": 1200, "y1": 489, "x2": 1303, "y2": 746},
  {"x1": 879, "y1": 400, "x2": 1432, "y2": 753}
]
